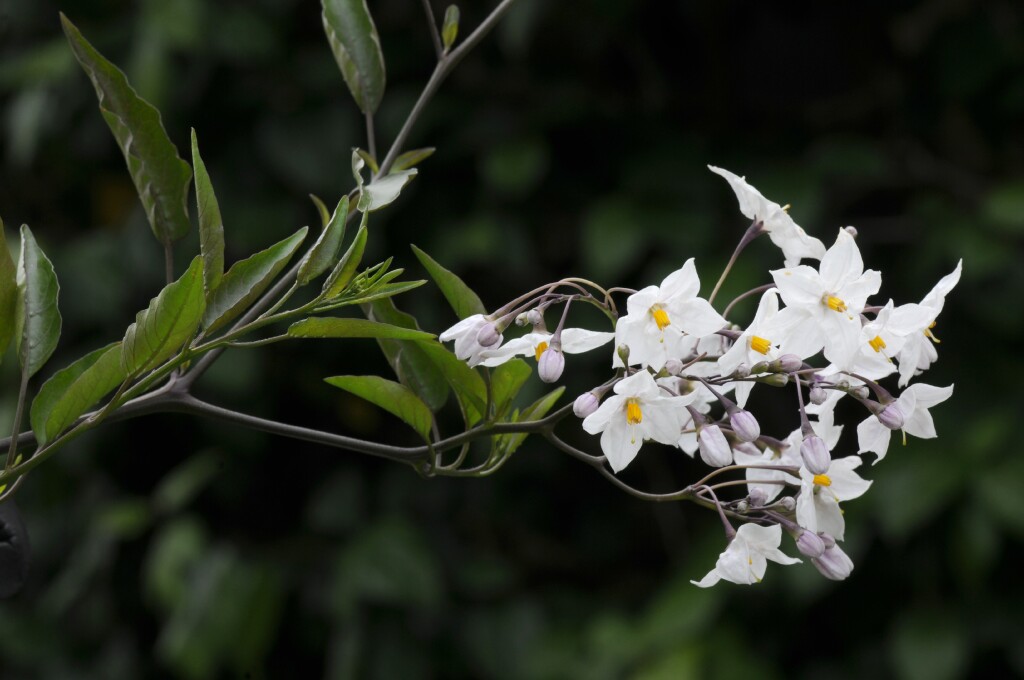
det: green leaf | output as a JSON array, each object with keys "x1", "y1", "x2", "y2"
[
  {"x1": 498, "y1": 387, "x2": 564, "y2": 455},
  {"x1": 309, "y1": 193, "x2": 332, "y2": 229},
  {"x1": 355, "y1": 148, "x2": 379, "y2": 175},
  {"x1": 61, "y1": 14, "x2": 191, "y2": 245},
  {"x1": 190, "y1": 129, "x2": 225, "y2": 297},
  {"x1": 490, "y1": 359, "x2": 532, "y2": 418},
  {"x1": 15, "y1": 225, "x2": 61, "y2": 378},
  {"x1": 322, "y1": 218, "x2": 368, "y2": 299},
  {"x1": 203, "y1": 227, "x2": 308, "y2": 335},
  {"x1": 337, "y1": 280, "x2": 426, "y2": 306},
  {"x1": 324, "y1": 375, "x2": 433, "y2": 441},
  {"x1": 122, "y1": 256, "x2": 205, "y2": 375},
  {"x1": 288, "y1": 317, "x2": 435, "y2": 341},
  {"x1": 418, "y1": 341, "x2": 487, "y2": 423},
  {"x1": 297, "y1": 196, "x2": 348, "y2": 285},
  {"x1": 391, "y1": 147, "x2": 435, "y2": 173},
  {"x1": 321, "y1": 0, "x2": 386, "y2": 115},
  {"x1": 30, "y1": 342, "x2": 126, "y2": 446},
  {"x1": 442, "y1": 5, "x2": 460, "y2": 51},
  {"x1": 411, "y1": 244, "x2": 486, "y2": 319},
  {"x1": 0, "y1": 218, "x2": 18, "y2": 364},
  {"x1": 365, "y1": 299, "x2": 450, "y2": 412},
  {"x1": 358, "y1": 169, "x2": 417, "y2": 212}
]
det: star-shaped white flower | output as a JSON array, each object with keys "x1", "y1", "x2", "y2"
[
  {"x1": 477, "y1": 328, "x2": 613, "y2": 367},
  {"x1": 439, "y1": 314, "x2": 499, "y2": 367},
  {"x1": 692, "y1": 523, "x2": 801, "y2": 588},
  {"x1": 717, "y1": 288, "x2": 786, "y2": 384},
  {"x1": 613, "y1": 259, "x2": 726, "y2": 371},
  {"x1": 795, "y1": 455, "x2": 871, "y2": 541},
  {"x1": 821, "y1": 300, "x2": 934, "y2": 380},
  {"x1": 894, "y1": 260, "x2": 962, "y2": 387},
  {"x1": 582, "y1": 371, "x2": 694, "y2": 473},
  {"x1": 770, "y1": 228, "x2": 882, "y2": 365},
  {"x1": 708, "y1": 165, "x2": 826, "y2": 266},
  {"x1": 856, "y1": 383, "x2": 954, "y2": 463}
]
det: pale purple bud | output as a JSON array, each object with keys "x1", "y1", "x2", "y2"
[
  {"x1": 878, "y1": 403, "x2": 905, "y2": 430},
  {"x1": 475, "y1": 322, "x2": 501, "y2": 347},
  {"x1": 800, "y1": 435, "x2": 831, "y2": 475},
  {"x1": 777, "y1": 496, "x2": 796, "y2": 511},
  {"x1": 698, "y1": 424, "x2": 733, "y2": 468},
  {"x1": 663, "y1": 358, "x2": 683, "y2": 376},
  {"x1": 812, "y1": 543, "x2": 854, "y2": 581},
  {"x1": 573, "y1": 391, "x2": 600, "y2": 418},
  {"x1": 747, "y1": 488, "x2": 767, "y2": 508},
  {"x1": 538, "y1": 347, "x2": 565, "y2": 383},
  {"x1": 844, "y1": 225, "x2": 858, "y2": 239},
  {"x1": 852, "y1": 385, "x2": 870, "y2": 400},
  {"x1": 526, "y1": 309, "x2": 543, "y2": 326},
  {"x1": 730, "y1": 410, "x2": 760, "y2": 442},
  {"x1": 796, "y1": 530, "x2": 826, "y2": 558},
  {"x1": 732, "y1": 363, "x2": 750, "y2": 378},
  {"x1": 809, "y1": 384, "x2": 828, "y2": 405},
  {"x1": 819, "y1": 533, "x2": 836, "y2": 549},
  {"x1": 732, "y1": 441, "x2": 760, "y2": 458},
  {"x1": 774, "y1": 354, "x2": 802, "y2": 372}
]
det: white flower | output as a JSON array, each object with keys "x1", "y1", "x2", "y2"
[
  {"x1": 770, "y1": 228, "x2": 882, "y2": 365},
  {"x1": 717, "y1": 288, "x2": 784, "y2": 379},
  {"x1": 708, "y1": 165, "x2": 826, "y2": 266},
  {"x1": 613, "y1": 259, "x2": 726, "y2": 371},
  {"x1": 894, "y1": 260, "x2": 962, "y2": 387},
  {"x1": 795, "y1": 455, "x2": 871, "y2": 541},
  {"x1": 582, "y1": 371, "x2": 694, "y2": 473},
  {"x1": 856, "y1": 383, "x2": 954, "y2": 463},
  {"x1": 821, "y1": 300, "x2": 934, "y2": 381},
  {"x1": 691, "y1": 523, "x2": 801, "y2": 587},
  {"x1": 439, "y1": 314, "x2": 499, "y2": 367},
  {"x1": 477, "y1": 328, "x2": 613, "y2": 367}
]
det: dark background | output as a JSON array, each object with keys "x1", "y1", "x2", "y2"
[{"x1": 1, "y1": 0, "x2": 1023, "y2": 677}]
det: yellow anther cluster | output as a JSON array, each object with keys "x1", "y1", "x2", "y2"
[
  {"x1": 825, "y1": 296, "x2": 847, "y2": 313},
  {"x1": 651, "y1": 307, "x2": 671, "y2": 331},
  {"x1": 868, "y1": 335, "x2": 887, "y2": 352},
  {"x1": 626, "y1": 398, "x2": 643, "y2": 425},
  {"x1": 534, "y1": 341, "x2": 548, "y2": 361},
  {"x1": 750, "y1": 335, "x2": 772, "y2": 355},
  {"x1": 812, "y1": 474, "x2": 832, "y2": 487}
]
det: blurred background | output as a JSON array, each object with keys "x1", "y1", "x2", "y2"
[{"x1": 1, "y1": 0, "x2": 1023, "y2": 677}]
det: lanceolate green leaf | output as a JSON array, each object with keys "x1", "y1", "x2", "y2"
[
  {"x1": 321, "y1": 0, "x2": 386, "y2": 115},
  {"x1": 310, "y1": 194, "x2": 332, "y2": 228},
  {"x1": 365, "y1": 299, "x2": 450, "y2": 412},
  {"x1": 324, "y1": 375, "x2": 432, "y2": 441},
  {"x1": 0, "y1": 218, "x2": 18, "y2": 364},
  {"x1": 297, "y1": 196, "x2": 348, "y2": 285},
  {"x1": 191, "y1": 129, "x2": 225, "y2": 297},
  {"x1": 122, "y1": 256, "x2": 205, "y2": 375},
  {"x1": 391, "y1": 147, "x2": 435, "y2": 173},
  {"x1": 411, "y1": 244, "x2": 486, "y2": 319},
  {"x1": 322, "y1": 219, "x2": 367, "y2": 299},
  {"x1": 288, "y1": 317, "x2": 435, "y2": 341},
  {"x1": 30, "y1": 342, "x2": 127, "y2": 446},
  {"x1": 490, "y1": 359, "x2": 532, "y2": 418},
  {"x1": 203, "y1": 227, "x2": 308, "y2": 335},
  {"x1": 61, "y1": 14, "x2": 191, "y2": 246},
  {"x1": 357, "y1": 169, "x2": 417, "y2": 212},
  {"x1": 418, "y1": 341, "x2": 487, "y2": 424},
  {"x1": 15, "y1": 225, "x2": 61, "y2": 379}
]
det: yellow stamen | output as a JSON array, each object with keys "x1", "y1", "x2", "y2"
[
  {"x1": 750, "y1": 335, "x2": 772, "y2": 355},
  {"x1": 534, "y1": 341, "x2": 548, "y2": 362},
  {"x1": 626, "y1": 398, "x2": 643, "y2": 425},
  {"x1": 781, "y1": 204, "x2": 791, "y2": 213},
  {"x1": 868, "y1": 335, "x2": 887, "y2": 353},
  {"x1": 812, "y1": 474, "x2": 832, "y2": 487},
  {"x1": 924, "y1": 321, "x2": 941, "y2": 344},
  {"x1": 825, "y1": 296, "x2": 847, "y2": 313},
  {"x1": 651, "y1": 307, "x2": 671, "y2": 331}
]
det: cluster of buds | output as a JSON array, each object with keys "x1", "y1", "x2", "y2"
[{"x1": 440, "y1": 165, "x2": 959, "y2": 587}]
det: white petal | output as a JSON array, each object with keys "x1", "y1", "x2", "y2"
[
  {"x1": 661, "y1": 258, "x2": 701, "y2": 301},
  {"x1": 613, "y1": 370, "x2": 660, "y2": 398},
  {"x1": 691, "y1": 568, "x2": 723, "y2": 588},
  {"x1": 642, "y1": 399, "x2": 684, "y2": 445},
  {"x1": 582, "y1": 395, "x2": 624, "y2": 434},
  {"x1": 840, "y1": 270, "x2": 882, "y2": 312},
  {"x1": 625, "y1": 286, "x2": 661, "y2": 317},
  {"x1": 819, "y1": 228, "x2": 863, "y2": 291},
  {"x1": 856, "y1": 416, "x2": 892, "y2": 462},
  {"x1": 560, "y1": 328, "x2": 615, "y2": 354},
  {"x1": 827, "y1": 456, "x2": 872, "y2": 501},
  {"x1": 673, "y1": 298, "x2": 727, "y2": 338},
  {"x1": 601, "y1": 419, "x2": 643, "y2": 473}
]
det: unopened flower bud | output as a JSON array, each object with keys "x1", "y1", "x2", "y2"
[
  {"x1": 747, "y1": 488, "x2": 767, "y2": 508},
  {"x1": 819, "y1": 533, "x2": 836, "y2": 549},
  {"x1": 757, "y1": 373, "x2": 789, "y2": 387},
  {"x1": 573, "y1": 391, "x2": 600, "y2": 418},
  {"x1": 844, "y1": 225, "x2": 858, "y2": 238},
  {"x1": 877, "y1": 403, "x2": 904, "y2": 430},
  {"x1": 538, "y1": 346, "x2": 565, "y2": 383},
  {"x1": 809, "y1": 384, "x2": 828, "y2": 405},
  {"x1": 616, "y1": 344, "x2": 630, "y2": 366},
  {"x1": 733, "y1": 441, "x2": 760, "y2": 458},
  {"x1": 730, "y1": 410, "x2": 760, "y2": 443},
  {"x1": 777, "y1": 496, "x2": 796, "y2": 511},
  {"x1": 735, "y1": 500, "x2": 749, "y2": 512},
  {"x1": 475, "y1": 322, "x2": 501, "y2": 347},
  {"x1": 526, "y1": 309, "x2": 543, "y2": 326},
  {"x1": 773, "y1": 354, "x2": 802, "y2": 373},
  {"x1": 663, "y1": 358, "x2": 683, "y2": 376},
  {"x1": 698, "y1": 424, "x2": 733, "y2": 468},
  {"x1": 796, "y1": 530, "x2": 826, "y2": 558},
  {"x1": 800, "y1": 435, "x2": 831, "y2": 475},
  {"x1": 515, "y1": 312, "x2": 530, "y2": 326},
  {"x1": 852, "y1": 385, "x2": 870, "y2": 400},
  {"x1": 812, "y1": 543, "x2": 854, "y2": 581},
  {"x1": 732, "y1": 363, "x2": 750, "y2": 378},
  {"x1": 750, "y1": 361, "x2": 770, "y2": 374}
]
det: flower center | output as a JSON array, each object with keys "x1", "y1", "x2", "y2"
[
  {"x1": 650, "y1": 307, "x2": 671, "y2": 331},
  {"x1": 824, "y1": 295, "x2": 847, "y2": 313},
  {"x1": 868, "y1": 335, "x2": 887, "y2": 352},
  {"x1": 812, "y1": 474, "x2": 832, "y2": 487},
  {"x1": 924, "y1": 321, "x2": 941, "y2": 344},
  {"x1": 626, "y1": 398, "x2": 643, "y2": 425},
  {"x1": 750, "y1": 335, "x2": 772, "y2": 355},
  {"x1": 534, "y1": 341, "x2": 548, "y2": 362}
]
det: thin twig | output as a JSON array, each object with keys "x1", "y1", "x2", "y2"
[{"x1": 420, "y1": 0, "x2": 444, "y2": 59}]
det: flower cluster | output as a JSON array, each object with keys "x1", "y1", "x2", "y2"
[{"x1": 440, "y1": 165, "x2": 959, "y2": 587}]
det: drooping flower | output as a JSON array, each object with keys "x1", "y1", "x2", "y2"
[
  {"x1": 769, "y1": 228, "x2": 882, "y2": 365},
  {"x1": 691, "y1": 523, "x2": 801, "y2": 587},
  {"x1": 894, "y1": 260, "x2": 962, "y2": 387},
  {"x1": 795, "y1": 455, "x2": 871, "y2": 541},
  {"x1": 439, "y1": 314, "x2": 500, "y2": 367},
  {"x1": 582, "y1": 371, "x2": 694, "y2": 473},
  {"x1": 613, "y1": 259, "x2": 726, "y2": 371},
  {"x1": 708, "y1": 165, "x2": 826, "y2": 266},
  {"x1": 856, "y1": 383, "x2": 954, "y2": 463},
  {"x1": 477, "y1": 328, "x2": 613, "y2": 367}
]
